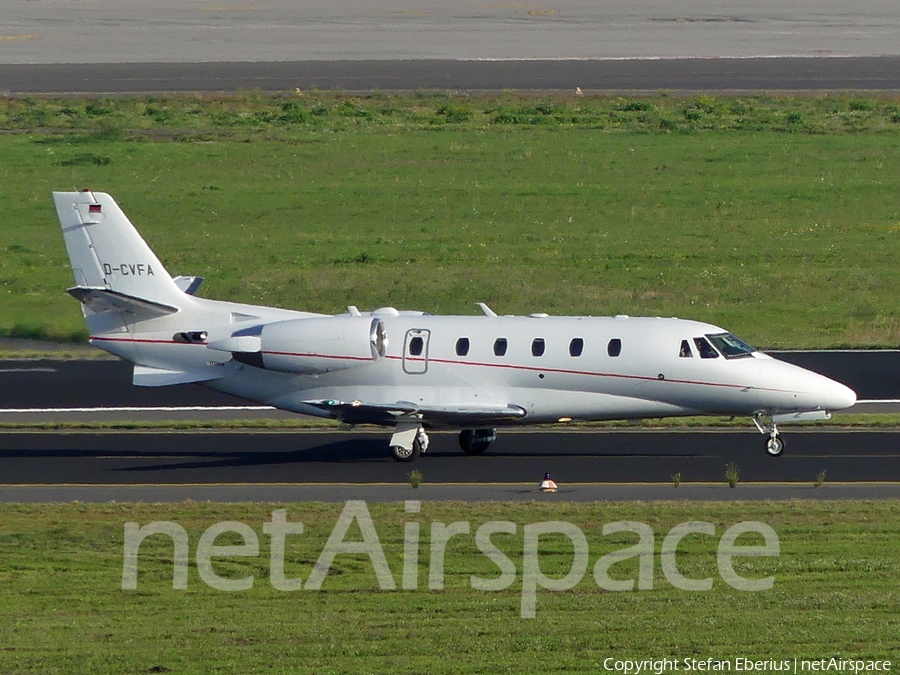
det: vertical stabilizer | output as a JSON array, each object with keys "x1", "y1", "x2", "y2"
[{"x1": 53, "y1": 190, "x2": 186, "y2": 308}]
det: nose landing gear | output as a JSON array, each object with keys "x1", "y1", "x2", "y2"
[{"x1": 753, "y1": 414, "x2": 784, "y2": 457}]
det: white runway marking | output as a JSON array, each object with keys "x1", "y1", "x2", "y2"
[{"x1": 462, "y1": 54, "x2": 868, "y2": 61}]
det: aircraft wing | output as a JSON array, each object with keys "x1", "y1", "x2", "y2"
[{"x1": 301, "y1": 399, "x2": 527, "y2": 427}]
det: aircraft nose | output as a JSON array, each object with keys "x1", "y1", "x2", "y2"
[
  {"x1": 764, "y1": 359, "x2": 857, "y2": 412},
  {"x1": 819, "y1": 376, "x2": 857, "y2": 411},
  {"x1": 785, "y1": 363, "x2": 857, "y2": 411}
]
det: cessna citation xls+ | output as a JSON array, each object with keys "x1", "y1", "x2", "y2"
[{"x1": 54, "y1": 191, "x2": 856, "y2": 461}]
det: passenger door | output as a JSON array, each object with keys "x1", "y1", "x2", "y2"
[{"x1": 402, "y1": 329, "x2": 430, "y2": 374}]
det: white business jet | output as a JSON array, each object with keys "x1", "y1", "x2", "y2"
[{"x1": 54, "y1": 190, "x2": 856, "y2": 461}]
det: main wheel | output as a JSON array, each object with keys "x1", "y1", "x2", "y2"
[
  {"x1": 391, "y1": 442, "x2": 421, "y2": 462},
  {"x1": 459, "y1": 429, "x2": 496, "y2": 455},
  {"x1": 765, "y1": 436, "x2": 784, "y2": 457}
]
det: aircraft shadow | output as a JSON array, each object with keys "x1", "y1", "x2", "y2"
[{"x1": 111, "y1": 439, "x2": 390, "y2": 472}]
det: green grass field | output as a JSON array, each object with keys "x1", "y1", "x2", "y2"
[
  {"x1": 1, "y1": 93, "x2": 900, "y2": 349},
  {"x1": 1, "y1": 500, "x2": 898, "y2": 674}
]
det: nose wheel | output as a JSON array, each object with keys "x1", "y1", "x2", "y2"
[
  {"x1": 765, "y1": 435, "x2": 784, "y2": 457},
  {"x1": 754, "y1": 414, "x2": 785, "y2": 457}
]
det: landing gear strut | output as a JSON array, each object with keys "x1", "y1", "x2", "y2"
[
  {"x1": 753, "y1": 414, "x2": 785, "y2": 457},
  {"x1": 459, "y1": 428, "x2": 497, "y2": 455},
  {"x1": 389, "y1": 422, "x2": 429, "y2": 462}
]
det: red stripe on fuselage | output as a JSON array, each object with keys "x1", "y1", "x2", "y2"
[
  {"x1": 386, "y1": 354, "x2": 761, "y2": 391},
  {"x1": 90, "y1": 336, "x2": 769, "y2": 392}
]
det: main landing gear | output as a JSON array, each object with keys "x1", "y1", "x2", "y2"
[
  {"x1": 753, "y1": 413, "x2": 785, "y2": 457},
  {"x1": 389, "y1": 425, "x2": 498, "y2": 461},
  {"x1": 459, "y1": 428, "x2": 497, "y2": 455}
]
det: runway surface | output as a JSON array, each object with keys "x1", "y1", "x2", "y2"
[
  {"x1": 4, "y1": 57, "x2": 900, "y2": 95},
  {"x1": 4, "y1": 0, "x2": 900, "y2": 94},
  {"x1": 1, "y1": 427, "x2": 898, "y2": 486},
  {"x1": 2, "y1": 349, "x2": 899, "y2": 502},
  {"x1": 3, "y1": 0, "x2": 900, "y2": 64}
]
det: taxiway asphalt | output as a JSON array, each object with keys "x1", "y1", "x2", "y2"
[
  {"x1": 3, "y1": 57, "x2": 900, "y2": 95},
  {"x1": 1, "y1": 427, "x2": 898, "y2": 503},
  {"x1": 1, "y1": 353, "x2": 899, "y2": 502}
]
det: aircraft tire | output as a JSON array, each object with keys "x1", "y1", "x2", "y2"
[
  {"x1": 765, "y1": 436, "x2": 784, "y2": 457},
  {"x1": 459, "y1": 429, "x2": 496, "y2": 455},
  {"x1": 391, "y1": 443, "x2": 421, "y2": 462}
]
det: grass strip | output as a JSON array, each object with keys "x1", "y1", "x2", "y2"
[
  {"x1": 0, "y1": 500, "x2": 897, "y2": 674},
  {"x1": 2, "y1": 93, "x2": 900, "y2": 348}
]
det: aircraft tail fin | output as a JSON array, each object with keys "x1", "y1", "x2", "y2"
[{"x1": 53, "y1": 191, "x2": 187, "y2": 311}]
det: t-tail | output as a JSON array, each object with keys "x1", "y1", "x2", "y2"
[{"x1": 53, "y1": 190, "x2": 191, "y2": 335}]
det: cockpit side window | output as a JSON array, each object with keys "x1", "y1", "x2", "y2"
[
  {"x1": 706, "y1": 333, "x2": 756, "y2": 359},
  {"x1": 693, "y1": 337, "x2": 719, "y2": 359},
  {"x1": 679, "y1": 340, "x2": 693, "y2": 358}
]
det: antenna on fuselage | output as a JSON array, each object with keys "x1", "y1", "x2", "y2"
[{"x1": 476, "y1": 302, "x2": 497, "y2": 318}]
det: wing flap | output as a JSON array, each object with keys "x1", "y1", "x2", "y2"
[{"x1": 302, "y1": 399, "x2": 527, "y2": 426}]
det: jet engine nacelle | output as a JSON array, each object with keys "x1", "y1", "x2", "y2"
[{"x1": 210, "y1": 316, "x2": 386, "y2": 374}]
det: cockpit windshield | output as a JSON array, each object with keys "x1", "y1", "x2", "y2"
[{"x1": 706, "y1": 332, "x2": 756, "y2": 359}]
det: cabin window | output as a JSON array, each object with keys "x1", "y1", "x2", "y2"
[
  {"x1": 707, "y1": 332, "x2": 755, "y2": 359},
  {"x1": 456, "y1": 337, "x2": 470, "y2": 357},
  {"x1": 532, "y1": 338, "x2": 545, "y2": 357},
  {"x1": 569, "y1": 337, "x2": 584, "y2": 357},
  {"x1": 693, "y1": 336, "x2": 719, "y2": 359},
  {"x1": 607, "y1": 338, "x2": 622, "y2": 357},
  {"x1": 679, "y1": 340, "x2": 693, "y2": 358},
  {"x1": 494, "y1": 337, "x2": 508, "y2": 357},
  {"x1": 409, "y1": 336, "x2": 425, "y2": 357}
]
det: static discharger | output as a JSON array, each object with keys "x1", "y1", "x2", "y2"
[{"x1": 539, "y1": 472, "x2": 558, "y2": 493}]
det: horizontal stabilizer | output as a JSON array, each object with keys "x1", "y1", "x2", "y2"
[
  {"x1": 133, "y1": 364, "x2": 223, "y2": 387},
  {"x1": 68, "y1": 286, "x2": 179, "y2": 318},
  {"x1": 173, "y1": 275, "x2": 204, "y2": 295}
]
